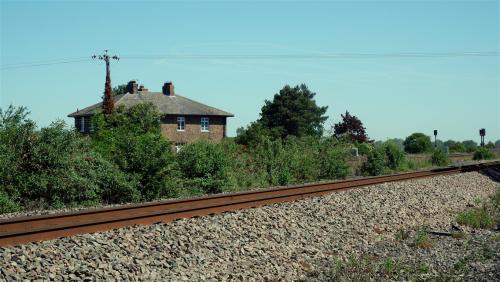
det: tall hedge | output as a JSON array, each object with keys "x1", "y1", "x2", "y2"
[{"x1": 0, "y1": 105, "x2": 139, "y2": 211}]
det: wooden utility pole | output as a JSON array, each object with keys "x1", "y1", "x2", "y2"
[{"x1": 92, "y1": 50, "x2": 119, "y2": 114}]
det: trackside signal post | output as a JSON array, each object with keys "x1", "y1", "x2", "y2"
[
  {"x1": 479, "y1": 128, "x2": 486, "y2": 147},
  {"x1": 433, "y1": 130, "x2": 438, "y2": 148}
]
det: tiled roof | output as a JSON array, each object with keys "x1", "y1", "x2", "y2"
[{"x1": 68, "y1": 92, "x2": 234, "y2": 118}]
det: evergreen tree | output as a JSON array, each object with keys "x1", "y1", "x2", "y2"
[{"x1": 259, "y1": 84, "x2": 328, "y2": 138}]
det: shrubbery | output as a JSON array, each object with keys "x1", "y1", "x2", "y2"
[
  {"x1": 91, "y1": 104, "x2": 181, "y2": 201},
  {"x1": 1, "y1": 103, "x2": 497, "y2": 214},
  {"x1": 0, "y1": 105, "x2": 138, "y2": 211},
  {"x1": 403, "y1": 133, "x2": 432, "y2": 154},
  {"x1": 431, "y1": 148, "x2": 449, "y2": 166},
  {"x1": 361, "y1": 141, "x2": 406, "y2": 176},
  {"x1": 473, "y1": 147, "x2": 494, "y2": 160},
  {"x1": 177, "y1": 140, "x2": 231, "y2": 194},
  {"x1": 384, "y1": 141, "x2": 406, "y2": 170},
  {"x1": 361, "y1": 147, "x2": 386, "y2": 176}
]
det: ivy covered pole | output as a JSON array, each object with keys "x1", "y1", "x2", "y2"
[{"x1": 92, "y1": 50, "x2": 119, "y2": 115}]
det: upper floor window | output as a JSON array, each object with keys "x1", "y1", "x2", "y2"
[
  {"x1": 201, "y1": 117, "x2": 209, "y2": 132},
  {"x1": 177, "y1": 117, "x2": 185, "y2": 131}
]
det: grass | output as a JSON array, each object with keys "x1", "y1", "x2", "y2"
[
  {"x1": 456, "y1": 188, "x2": 499, "y2": 230},
  {"x1": 414, "y1": 228, "x2": 433, "y2": 249},
  {"x1": 456, "y1": 208, "x2": 495, "y2": 229},
  {"x1": 328, "y1": 255, "x2": 434, "y2": 281}
]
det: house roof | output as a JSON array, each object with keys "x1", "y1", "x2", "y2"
[{"x1": 67, "y1": 92, "x2": 234, "y2": 118}]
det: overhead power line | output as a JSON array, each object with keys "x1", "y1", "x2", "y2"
[
  {"x1": 1, "y1": 58, "x2": 92, "y2": 70},
  {"x1": 121, "y1": 51, "x2": 500, "y2": 60},
  {"x1": 1, "y1": 51, "x2": 498, "y2": 70}
]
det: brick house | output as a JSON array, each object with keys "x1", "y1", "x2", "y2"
[{"x1": 68, "y1": 81, "x2": 233, "y2": 151}]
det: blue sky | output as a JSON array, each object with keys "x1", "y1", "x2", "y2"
[{"x1": 1, "y1": 0, "x2": 499, "y2": 142}]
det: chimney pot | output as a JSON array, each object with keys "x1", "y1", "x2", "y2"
[
  {"x1": 162, "y1": 82, "x2": 175, "y2": 96},
  {"x1": 127, "y1": 80, "x2": 139, "y2": 94}
]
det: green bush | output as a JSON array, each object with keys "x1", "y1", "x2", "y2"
[
  {"x1": 177, "y1": 140, "x2": 232, "y2": 194},
  {"x1": 0, "y1": 192, "x2": 19, "y2": 213},
  {"x1": 220, "y1": 139, "x2": 268, "y2": 190},
  {"x1": 91, "y1": 104, "x2": 181, "y2": 200},
  {"x1": 247, "y1": 137, "x2": 350, "y2": 186},
  {"x1": 403, "y1": 133, "x2": 432, "y2": 154},
  {"x1": 384, "y1": 141, "x2": 406, "y2": 170},
  {"x1": 361, "y1": 147, "x2": 386, "y2": 176},
  {"x1": 356, "y1": 142, "x2": 372, "y2": 156},
  {"x1": 431, "y1": 148, "x2": 449, "y2": 166},
  {"x1": 318, "y1": 139, "x2": 350, "y2": 180},
  {"x1": 360, "y1": 141, "x2": 406, "y2": 175},
  {"x1": 473, "y1": 147, "x2": 494, "y2": 160},
  {"x1": 0, "y1": 105, "x2": 140, "y2": 210},
  {"x1": 250, "y1": 138, "x2": 294, "y2": 186}
]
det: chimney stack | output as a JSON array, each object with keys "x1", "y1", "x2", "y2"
[
  {"x1": 127, "y1": 80, "x2": 139, "y2": 94},
  {"x1": 138, "y1": 85, "x2": 149, "y2": 92},
  {"x1": 162, "y1": 82, "x2": 175, "y2": 96}
]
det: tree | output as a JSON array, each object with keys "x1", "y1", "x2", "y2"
[
  {"x1": 485, "y1": 141, "x2": 495, "y2": 149},
  {"x1": 235, "y1": 122, "x2": 273, "y2": 146},
  {"x1": 462, "y1": 140, "x2": 478, "y2": 153},
  {"x1": 495, "y1": 140, "x2": 500, "y2": 148},
  {"x1": 259, "y1": 84, "x2": 328, "y2": 138},
  {"x1": 444, "y1": 140, "x2": 466, "y2": 153},
  {"x1": 333, "y1": 111, "x2": 368, "y2": 143},
  {"x1": 112, "y1": 84, "x2": 128, "y2": 96},
  {"x1": 403, "y1": 133, "x2": 432, "y2": 154},
  {"x1": 91, "y1": 103, "x2": 181, "y2": 200}
]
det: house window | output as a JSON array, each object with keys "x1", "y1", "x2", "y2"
[
  {"x1": 177, "y1": 117, "x2": 185, "y2": 131},
  {"x1": 201, "y1": 117, "x2": 209, "y2": 132},
  {"x1": 80, "y1": 117, "x2": 85, "y2": 133},
  {"x1": 175, "y1": 142, "x2": 185, "y2": 153}
]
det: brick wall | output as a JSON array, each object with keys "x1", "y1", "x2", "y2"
[{"x1": 160, "y1": 115, "x2": 227, "y2": 144}]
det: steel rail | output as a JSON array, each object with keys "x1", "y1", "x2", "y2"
[{"x1": 1, "y1": 160, "x2": 498, "y2": 247}]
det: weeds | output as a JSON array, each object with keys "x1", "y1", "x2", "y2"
[
  {"x1": 456, "y1": 208, "x2": 495, "y2": 229},
  {"x1": 382, "y1": 258, "x2": 395, "y2": 278},
  {"x1": 414, "y1": 228, "x2": 433, "y2": 249},
  {"x1": 456, "y1": 188, "x2": 498, "y2": 230},
  {"x1": 451, "y1": 232, "x2": 466, "y2": 239}
]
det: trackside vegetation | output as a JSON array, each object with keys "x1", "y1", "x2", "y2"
[{"x1": 1, "y1": 84, "x2": 499, "y2": 214}]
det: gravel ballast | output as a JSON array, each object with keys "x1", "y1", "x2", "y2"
[{"x1": 1, "y1": 171, "x2": 499, "y2": 281}]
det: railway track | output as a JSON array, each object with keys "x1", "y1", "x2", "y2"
[{"x1": 1, "y1": 160, "x2": 499, "y2": 247}]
